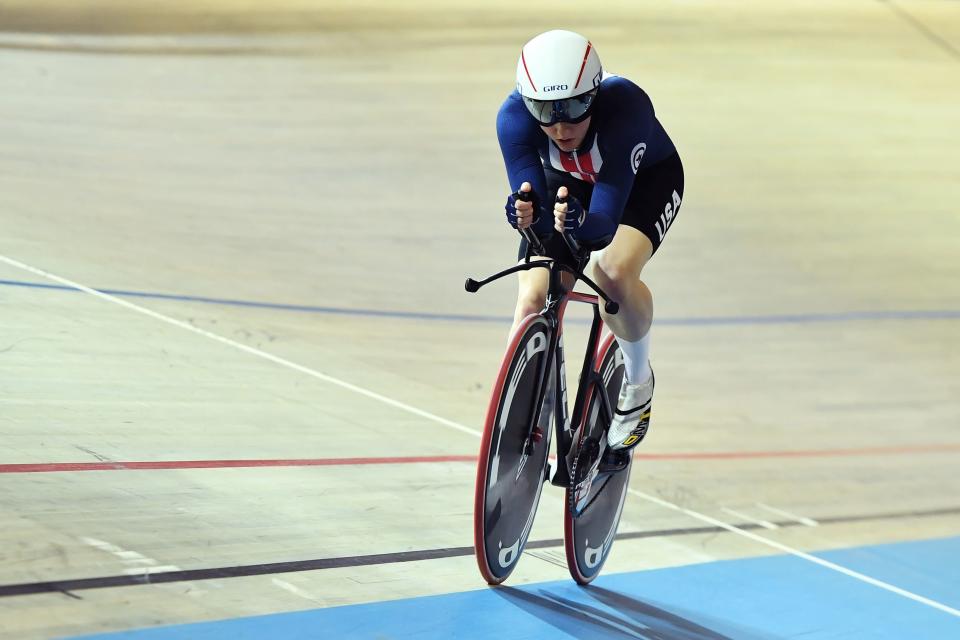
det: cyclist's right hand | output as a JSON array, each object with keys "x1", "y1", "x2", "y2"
[{"x1": 505, "y1": 182, "x2": 538, "y2": 230}]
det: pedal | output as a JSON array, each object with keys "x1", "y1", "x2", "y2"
[
  {"x1": 598, "y1": 448, "x2": 631, "y2": 473},
  {"x1": 550, "y1": 463, "x2": 569, "y2": 487}
]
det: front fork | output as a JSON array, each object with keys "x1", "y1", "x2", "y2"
[
  {"x1": 520, "y1": 307, "x2": 561, "y2": 459},
  {"x1": 519, "y1": 257, "x2": 573, "y2": 460},
  {"x1": 549, "y1": 303, "x2": 608, "y2": 488}
]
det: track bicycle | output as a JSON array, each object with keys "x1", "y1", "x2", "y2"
[{"x1": 468, "y1": 217, "x2": 634, "y2": 585}]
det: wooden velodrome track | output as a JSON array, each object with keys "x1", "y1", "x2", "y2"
[{"x1": 1, "y1": 1, "x2": 958, "y2": 637}]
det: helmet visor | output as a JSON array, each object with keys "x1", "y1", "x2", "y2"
[{"x1": 521, "y1": 89, "x2": 598, "y2": 126}]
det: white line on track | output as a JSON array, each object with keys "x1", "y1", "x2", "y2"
[
  {"x1": 80, "y1": 537, "x2": 182, "y2": 575},
  {"x1": 756, "y1": 502, "x2": 819, "y2": 527},
  {"x1": 122, "y1": 565, "x2": 183, "y2": 576},
  {"x1": 0, "y1": 254, "x2": 483, "y2": 439},
  {"x1": 272, "y1": 578, "x2": 322, "y2": 603},
  {"x1": 629, "y1": 488, "x2": 960, "y2": 618},
  {"x1": 720, "y1": 507, "x2": 779, "y2": 530},
  {"x1": 9, "y1": 255, "x2": 958, "y2": 618}
]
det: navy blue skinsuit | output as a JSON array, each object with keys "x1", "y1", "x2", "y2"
[{"x1": 496, "y1": 75, "x2": 677, "y2": 243}]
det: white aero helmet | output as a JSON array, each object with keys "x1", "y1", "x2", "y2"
[{"x1": 516, "y1": 30, "x2": 602, "y2": 126}]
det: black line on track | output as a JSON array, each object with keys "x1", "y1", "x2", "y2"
[
  {"x1": 879, "y1": 0, "x2": 960, "y2": 62},
  {"x1": 2, "y1": 504, "x2": 958, "y2": 598}
]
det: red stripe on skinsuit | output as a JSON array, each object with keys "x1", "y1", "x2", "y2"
[
  {"x1": 558, "y1": 149, "x2": 579, "y2": 175},
  {"x1": 576, "y1": 147, "x2": 597, "y2": 183}
]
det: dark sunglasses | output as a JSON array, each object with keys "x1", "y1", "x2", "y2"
[{"x1": 521, "y1": 88, "x2": 598, "y2": 126}]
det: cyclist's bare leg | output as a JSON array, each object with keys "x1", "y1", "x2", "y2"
[
  {"x1": 591, "y1": 225, "x2": 657, "y2": 450},
  {"x1": 511, "y1": 258, "x2": 549, "y2": 338},
  {"x1": 591, "y1": 225, "x2": 654, "y2": 343},
  {"x1": 511, "y1": 257, "x2": 575, "y2": 340}
]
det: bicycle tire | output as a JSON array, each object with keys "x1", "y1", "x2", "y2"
[
  {"x1": 564, "y1": 332, "x2": 632, "y2": 585},
  {"x1": 473, "y1": 314, "x2": 554, "y2": 585}
]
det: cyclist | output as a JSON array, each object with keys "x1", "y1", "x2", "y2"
[{"x1": 498, "y1": 30, "x2": 684, "y2": 454}]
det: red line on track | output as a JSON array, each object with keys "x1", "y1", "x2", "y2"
[
  {"x1": 1, "y1": 444, "x2": 957, "y2": 474},
  {"x1": 0, "y1": 455, "x2": 478, "y2": 474}
]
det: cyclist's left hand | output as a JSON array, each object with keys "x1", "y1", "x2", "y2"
[{"x1": 554, "y1": 186, "x2": 587, "y2": 234}]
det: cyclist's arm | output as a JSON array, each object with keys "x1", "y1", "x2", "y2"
[
  {"x1": 496, "y1": 96, "x2": 554, "y2": 237},
  {"x1": 578, "y1": 87, "x2": 658, "y2": 242}
]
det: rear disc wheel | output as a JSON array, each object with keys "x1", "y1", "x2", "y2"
[{"x1": 564, "y1": 333, "x2": 632, "y2": 585}]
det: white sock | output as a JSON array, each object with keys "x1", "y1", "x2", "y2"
[{"x1": 619, "y1": 333, "x2": 652, "y2": 385}]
